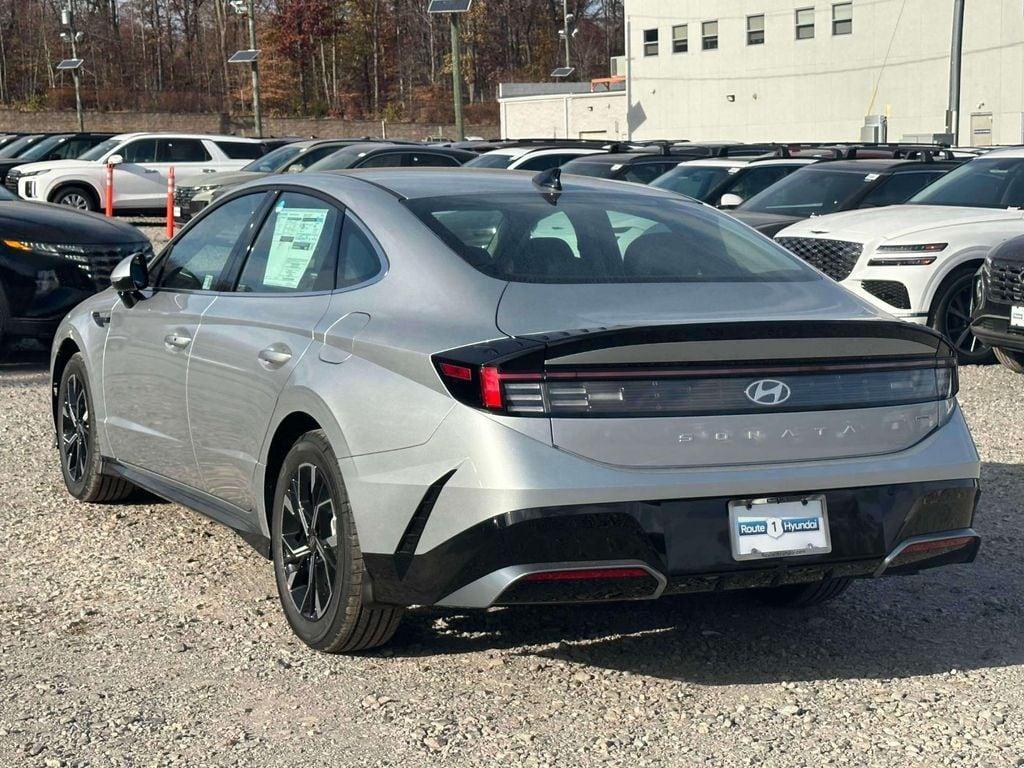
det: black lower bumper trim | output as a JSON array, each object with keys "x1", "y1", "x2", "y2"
[{"x1": 363, "y1": 478, "x2": 979, "y2": 607}]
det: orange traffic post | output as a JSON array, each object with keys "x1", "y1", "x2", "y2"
[
  {"x1": 166, "y1": 166, "x2": 175, "y2": 238},
  {"x1": 104, "y1": 162, "x2": 114, "y2": 217}
]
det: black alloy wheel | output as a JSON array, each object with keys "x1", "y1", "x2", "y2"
[
  {"x1": 60, "y1": 372, "x2": 90, "y2": 485},
  {"x1": 932, "y1": 268, "x2": 992, "y2": 365},
  {"x1": 280, "y1": 462, "x2": 339, "y2": 621}
]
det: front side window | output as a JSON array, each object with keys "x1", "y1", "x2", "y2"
[
  {"x1": 649, "y1": 165, "x2": 734, "y2": 200},
  {"x1": 405, "y1": 192, "x2": 818, "y2": 284},
  {"x1": 157, "y1": 139, "x2": 211, "y2": 163},
  {"x1": 724, "y1": 166, "x2": 795, "y2": 202},
  {"x1": 702, "y1": 20, "x2": 719, "y2": 50},
  {"x1": 355, "y1": 152, "x2": 405, "y2": 168},
  {"x1": 236, "y1": 193, "x2": 340, "y2": 293},
  {"x1": 643, "y1": 28, "x2": 659, "y2": 56},
  {"x1": 242, "y1": 144, "x2": 304, "y2": 173},
  {"x1": 796, "y1": 8, "x2": 815, "y2": 39},
  {"x1": 832, "y1": 2, "x2": 853, "y2": 35},
  {"x1": 121, "y1": 139, "x2": 158, "y2": 164},
  {"x1": 517, "y1": 153, "x2": 576, "y2": 172},
  {"x1": 621, "y1": 162, "x2": 680, "y2": 184},
  {"x1": 672, "y1": 24, "x2": 688, "y2": 53},
  {"x1": 860, "y1": 171, "x2": 945, "y2": 207},
  {"x1": 910, "y1": 158, "x2": 1024, "y2": 209},
  {"x1": 747, "y1": 14, "x2": 765, "y2": 45},
  {"x1": 157, "y1": 193, "x2": 266, "y2": 291}
]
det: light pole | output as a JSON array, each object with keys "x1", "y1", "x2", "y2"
[
  {"x1": 60, "y1": 2, "x2": 85, "y2": 131},
  {"x1": 558, "y1": 1, "x2": 577, "y2": 71},
  {"x1": 427, "y1": 1, "x2": 473, "y2": 142},
  {"x1": 945, "y1": 0, "x2": 965, "y2": 145},
  {"x1": 229, "y1": 0, "x2": 263, "y2": 137}
]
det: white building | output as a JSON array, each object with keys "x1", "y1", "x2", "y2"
[{"x1": 501, "y1": 0, "x2": 1024, "y2": 145}]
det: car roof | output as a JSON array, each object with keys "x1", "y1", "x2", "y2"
[
  {"x1": 106, "y1": 132, "x2": 263, "y2": 142},
  {"x1": 803, "y1": 158, "x2": 960, "y2": 172},
  {"x1": 977, "y1": 146, "x2": 1024, "y2": 158},
  {"x1": 334, "y1": 167, "x2": 686, "y2": 201}
]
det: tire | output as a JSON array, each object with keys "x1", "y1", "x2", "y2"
[
  {"x1": 271, "y1": 429, "x2": 403, "y2": 653},
  {"x1": 52, "y1": 184, "x2": 98, "y2": 212},
  {"x1": 57, "y1": 353, "x2": 135, "y2": 503},
  {"x1": 994, "y1": 347, "x2": 1024, "y2": 374},
  {"x1": 930, "y1": 266, "x2": 993, "y2": 365},
  {"x1": 756, "y1": 577, "x2": 853, "y2": 608}
]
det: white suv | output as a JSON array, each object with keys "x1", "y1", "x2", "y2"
[
  {"x1": 775, "y1": 148, "x2": 1024, "y2": 363},
  {"x1": 12, "y1": 133, "x2": 264, "y2": 213},
  {"x1": 464, "y1": 145, "x2": 607, "y2": 171}
]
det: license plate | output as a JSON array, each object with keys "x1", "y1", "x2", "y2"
[
  {"x1": 728, "y1": 495, "x2": 831, "y2": 561},
  {"x1": 1011, "y1": 305, "x2": 1024, "y2": 330},
  {"x1": 173, "y1": 206, "x2": 181, "y2": 218}
]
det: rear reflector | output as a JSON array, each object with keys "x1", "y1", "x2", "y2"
[
  {"x1": 522, "y1": 567, "x2": 651, "y2": 582},
  {"x1": 439, "y1": 362, "x2": 473, "y2": 381},
  {"x1": 896, "y1": 536, "x2": 975, "y2": 556}
]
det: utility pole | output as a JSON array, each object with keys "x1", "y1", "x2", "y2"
[
  {"x1": 946, "y1": 0, "x2": 965, "y2": 145},
  {"x1": 562, "y1": 0, "x2": 571, "y2": 68},
  {"x1": 450, "y1": 14, "x2": 464, "y2": 141},
  {"x1": 61, "y1": 2, "x2": 84, "y2": 131},
  {"x1": 246, "y1": 0, "x2": 263, "y2": 138}
]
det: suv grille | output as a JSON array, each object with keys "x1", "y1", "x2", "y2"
[
  {"x1": 61, "y1": 243, "x2": 153, "y2": 289},
  {"x1": 988, "y1": 258, "x2": 1024, "y2": 304},
  {"x1": 775, "y1": 237, "x2": 863, "y2": 281},
  {"x1": 861, "y1": 279, "x2": 911, "y2": 309}
]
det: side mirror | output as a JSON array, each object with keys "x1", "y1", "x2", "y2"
[
  {"x1": 719, "y1": 193, "x2": 744, "y2": 209},
  {"x1": 287, "y1": 163, "x2": 304, "y2": 173},
  {"x1": 111, "y1": 252, "x2": 149, "y2": 307},
  {"x1": 107, "y1": 154, "x2": 124, "y2": 166}
]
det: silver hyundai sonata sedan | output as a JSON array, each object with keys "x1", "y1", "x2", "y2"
[{"x1": 51, "y1": 168, "x2": 981, "y2": 653}]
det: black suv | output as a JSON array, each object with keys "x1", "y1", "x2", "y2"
[
  {"x1": 732, "y1": 155, "x2": 964, "y2": 237},
  {"x1": 973, "y1": 235, "x2": 1024, "y2": 374},
  {"x1": 0, "y1": 133, "x2": 113, "y2": 187},
  {"x1": 561, "y1": 143, "x2": 785, "y2": 185}
]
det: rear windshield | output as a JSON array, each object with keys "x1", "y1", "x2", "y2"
[
  {"x1": 909, "y1": 157, "x2": 1024, "y2": 208},
  {"x1": 464, "y1": 153, "x2": 516, "y2": 169},
  {"x1": 740, "y1": 168, "x2": 872, "y2": 216},
  {"x1": 404, "y1": 192, "x2": 818, "y2": 284},
  {"x1": 650, "y1": 165, "x2": 733, "y2": 200}
]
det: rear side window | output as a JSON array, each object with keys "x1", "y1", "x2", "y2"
[
  {"x1": 158, "y1": 193, "x2": 266, "y2": 291},
  {"x1": 517, "y1": 153, "x2": 576, "y2": 172},
  {"x1": 157, "y1": 139, "x2": 211, "y2": 163},
  {"x1": 356, "y1": 152, "x2": 405, "y2": 168},
  {"x1": 235, "y1": 193, "x2": 339, "y2": 293},
  {"x1": 405, "y1": 192, "x2": 817, "y2": 284},
  {"x1": 215, "y1": 141, "x2": 264, "y2": 159},
  {"x1": 337, "y1": 212, "x2": 384, "y2": 288}
]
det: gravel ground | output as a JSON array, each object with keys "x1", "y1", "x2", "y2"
[{"x1": 1, "y1": 244, "x2": 1023, "y2": 765}]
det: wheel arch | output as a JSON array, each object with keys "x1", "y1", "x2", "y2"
[
  {"x1": 47, "y1": 179, "x2": 102, "y2": 209},
  {"x1": 923, "y1": 249, "x2": 988, "y2": 320},
  {"x1": 51, "y1": 337, "x2": 82, "y2": 430}
]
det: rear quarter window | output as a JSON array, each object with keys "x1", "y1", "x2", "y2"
[{"x1": 215, "y1": 141, "x2": 265, "y2": 160}]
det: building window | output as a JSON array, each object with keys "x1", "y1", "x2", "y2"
[
  {"x1": 832, "y1": 2, "x2": 853, "y2": 35},
  {"x1": 702, "y1": 20, "x2": 719, "y2": 50},
  {"x1": 795, "y1": 7, "x2": 815, "y2": 39},
  {"x1": 747, "y1": 14, "x2": 765, "y2": 45},
  {"x1": 643, "y1": 28, "x2": 659, "y2": 56},
  {"x1": 672, "y1": 24, "x2": 688, "y2": 53}
]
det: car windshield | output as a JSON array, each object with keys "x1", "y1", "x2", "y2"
[
  {"x1": 305, "y1": 146, "x2": 376, "y2": 171},
  {"x1": 909, "y1": 157, "x2": 1024, "y2": 208},
  {"x1": 404, "y1": 191, "x2": 818, "y2": 284},
  {"x1": 464, "y1": 152, "x2": 517, "y2": 169},
  {"x1": 78, "y1": 137, "x2": 122, "y2": 161},
  {"x1": 561, "y1": 160, "x2": 617, "y2": 178},
  {"x1": 16, "y1": 135, "x2": 68, "y2": 161},
  {"x1": 0, "y1": 135, "x2": 43, "y2": 158},
  {"x1": 739, "y1": 168, "x2": 872, "y2": 216},
  {"x1": 242, "y1": 144, "x2": 303, "y2": 173},
  {"x1": 650, "y1": 165, "x2": 733, "y2": 200}
]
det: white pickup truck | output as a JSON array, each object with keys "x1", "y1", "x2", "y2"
[
  {"x1": 11, "y1": 133, "x2": 265, "y2": 213},
  {"x1": 775, "y1": 147, "x2": 1024, "y2": 364}
]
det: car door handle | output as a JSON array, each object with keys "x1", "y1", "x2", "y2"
[
  {"x1": 164, "y1": 332, "x2": 192, "y2": 350},
  {"x1": 144, "y1": 168, "x2": 160, "y2": 174},
  {"x1": 258, "y1": 346, "x2": 292, "y2": 367}
]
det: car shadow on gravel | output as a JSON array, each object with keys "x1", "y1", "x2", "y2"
[{"x1": 390, "y1": 462, "x2": 1023, "y2": 684}]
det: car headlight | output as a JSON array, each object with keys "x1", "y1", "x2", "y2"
[
  {"x1": 3, "y1": 240, "x2": 89, "y2": 262},
  {"x1": 14, "y1": 169, "x2": 47, "y2": 179},
  {"x1": 868, "y1": 243, "x2": 947, "y2": 266}
]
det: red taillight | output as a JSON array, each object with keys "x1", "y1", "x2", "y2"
[
  {"x1": 480, "y1": 366, "x2": 503, "y2": 409},
  {"x1": 898, "y1": 536, "x2": 975, "y2": 556},
  {"x1": 522, "y1": 567, "x2": 650, "y2": 582},
  {"x1": 439, "y1": 362, "x2": 473, "y2": 381}
]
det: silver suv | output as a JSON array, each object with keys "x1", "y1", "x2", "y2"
[{"x1": 51, "y1": 169, "x2": 981, "y2": 653}]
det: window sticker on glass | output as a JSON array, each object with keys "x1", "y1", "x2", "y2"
[
  {"x1": 263, "y1": 208, "x2": 329, "y2": 288},
  {"x1": 728, "y1": 167, "x2": 741, "y2": 174},
  {"x1": 864, "y1": 173, "x2": 881, "y2": 182},
  {"x1": 203, "y1": 274, "x2": 214, "y2": 290}
]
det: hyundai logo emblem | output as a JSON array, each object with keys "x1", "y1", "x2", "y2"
[{"x1": 745, "y1": 379, "x2": 792, "y2": 406}]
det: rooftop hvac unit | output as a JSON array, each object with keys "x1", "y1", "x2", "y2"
[
  {"x1": 610, "y1": 56, "x2": 626, "y2": 77},
  {"x1": 861, "y1": 115, "x2": 888, "y2": 143}
]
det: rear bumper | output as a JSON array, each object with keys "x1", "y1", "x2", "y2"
[{"x1": 363, "y1": 477, "x2": 980, "y2": 607}]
